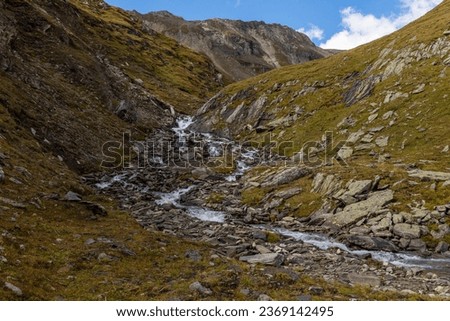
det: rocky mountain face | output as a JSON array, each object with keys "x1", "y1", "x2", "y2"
[
  {"x1": 141, "y1": 11, "x2": 332, "y2": 81},
  {"x1": 194, "y1": 1, "x2": 450, "y2": 260}
]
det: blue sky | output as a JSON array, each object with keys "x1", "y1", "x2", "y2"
[{"x1": 104, "y1": 0, "x2": 442, "y2": 49}]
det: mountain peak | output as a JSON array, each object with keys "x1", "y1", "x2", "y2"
[{"x1": 141, "y1": 12, "x2": 332, "y2": 81}]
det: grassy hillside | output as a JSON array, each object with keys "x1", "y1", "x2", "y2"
[
  {"x1": 195, "y1": 1, "x2": 450, "y2": 214},
  {"x1": 0, "y1": 0, "x2": 222, "y2": 173},
  {"x1": 0, "y1": 0, "x2": 225, "y2": 300}
]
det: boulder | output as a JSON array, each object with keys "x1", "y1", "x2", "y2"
[
  {"x1": 331, "y1": 209, "x2": 369, "y2": 228},
  {"x1": 312, "y1": 173, "x2": 342, "y2": 195},
  {"x1": 255, "y1": 245, "x2": 272, "y2": 254},
  {"x1": 361, "y1": 134, "x2": 374, "y2": 143},
  {"x1": 355, "y1": 143, "x2": 376, "y2": 151},
  {"x1": 412, "y1": 84, "x2": 425, "y2": 94},
  {"x1": 347, "y1": 130, "x2": 365, "y2": 144},
  {"x1": 274, "y1": 187, "x2": 302, "y2": 200},
  {"x1": 257, "y1": 294, "x2": 273, "y2": 301},
  {"x1": 408, "y1": 239, "x2": 427, "y2": 251},
  {"x1": 393, "y1": 223, "x2": 421, "y2": 239},
  {"x1": 330, "y1": 190, "x2": 394, "y2": 227},
  {"x1": 349, "y1": 227, "x2": 370, "y2": 235},
  {"x1": 185, "y1": 250, "x2": 202, "y2": 262},
  {"x1": 191, "y1": 167, "x2": 211, "y2": 180},
  {"x1": 435, "y1": 241, "x2": 449, "y2": 253},
  {"x1": 392, "y1": 213, "x2": 404, "y2": 224},
  {"x1": 370, "y1": 217, "x2": 392, "y2": 233},
  {"x1": 375, "y1": 136, "x2": 389, "y2": 147},
  {"x1": 81, "y1": 201, "x2": 108, "y2": 216},
  {"x1": 343, "y1": 190, "x2": 394, "y2": 213},
  {"x1": 189, "y1": 282, "x2": 212, "y2": 295},
  {"x1": 4, "y1": 282, "x2": 23, "y2": 297},
  {"x1": 262, "y1": 168, "x2": 310, "y2": 188},
  {"x1": 384, "y1": 91, "x2": 408, "y2": 104},
  {"x1": 382, "y1": 111, "x2": 394, "y2": 120},
  {"x1": 368, "y1": 113, "x2": 378, "y2": 123},
  {"x1": 337, "y1": 147, "x2": 353, "y2": 160},
  {"x1": 431, "y1": 224, "x2": 450, "y2": 239},
  {"x1": 408, "y1": 170, "x2": 450, "y2": 181},
  {"x1": 347, "y1": 273, "x2": 381, "y2": 287},
  {"x1": 347, "y1": 235, "x2": 398, "y2": 252},
  {"x1": 336, "y1": 180, "x2": 372, "y2": 204},
  {"x1": 64, "y1": 191, "x2": 82, "y2": 202},
  {"x1": 308, "y1": 286, "x2": 324, "y2": 295},
  {"x1": 239, "y1": 253, "x2": 284, "y2": 266}
]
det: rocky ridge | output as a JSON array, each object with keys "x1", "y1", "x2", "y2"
[{"x1": 141, "y1": 11, "x2": 332, "y2": 81}]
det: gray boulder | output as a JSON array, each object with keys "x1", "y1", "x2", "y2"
[
  {"x1": 64, "y1": 191, "x2": 82, "y2": 202},
  {"x1": 4, "y1": 282, "x2": 22, "y2": 297},
  {"x1": 346, "y1": 180, "x2": 373, "y2": 197},
  {"x1": 347, "y1": 235, "x2": 398, "y2": 252},
  {"x1": 189, "y1": 282, "x2": 212, "y2": 295},
  {"x1": 240, "y1": 253, "x2": 284, "y2": 266},
  {"x1": 330, "y1": 209, "x2": 369, "y2": 228},
  {"x1": 331, "y1": 190, "x2": 394, "y2": 227},
  {"x1": 347, "y1": 273, "x2": 381, "y2": 287},
  {"x1": 335, "y1": 179, "x2": 372, "y2": 204},
  {"x1": 393, "y1": 223, "x2": 421, "y2": 239},
  {"x1": 262, "y1": 168, "x2": 311, "y2": 188},
  {"x1": 375, "y1": 136, "x2": 389, "y2": 147},
  {"x1": 436, "y1": 241, "x2": 449, "y2": 253},
  {"x1": 337, "y1": 147, "x2": 353, "y2": 160},
  {"x1": 408, "y1": 170, "x2": 450, "y2": 181},
  {"x1": 344, "y1": 190, "x2": 394, "y2": 213},
  {"x1": 407, "y1": 239, "x2": 427, "y2": 251}
]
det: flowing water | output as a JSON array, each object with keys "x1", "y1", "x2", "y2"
[
  {"x1": 96, "y1": 116, "x2": 450, "y2": 272},
  {"x1": 154, "y1": 186, "x2": 226, "y2": 223},
  {"x1": 151, "y1": 116, "x2": 450, "y2": 271},
  {"x1": 273, "y1": 228, "x2": 450, "y2": 270},
  {"x1": 153, "y1": 182, "x2": 450, "y2": 270}
]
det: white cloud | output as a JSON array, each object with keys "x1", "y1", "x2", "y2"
[
  {"x1": 320, "y1": 0, "x2": 443, "y2": 50},
  {"x1": 297, "y1": 25, "x2": 324, "y2": 41}
]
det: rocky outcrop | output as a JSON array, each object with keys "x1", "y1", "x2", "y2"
[
  {"x1": 393, "y1": 224, "x2": 422, "y2": 239},
  {"x1": 261, "y1": 167, "x2": 311, "y2": 188},
  {"x1": 0, "y1": 0, "x2": 222, "y2": 173},
  {"x1": 141, "y1": 11, "x2": 332, "y2": 81},
  {"x1": 240, "y1": 253, "x2": 284, "y2": 266},
  {"x1": 408, "y1": 170, "x2": 450, "y2": 181},
  {"x1": 330, "y1": 190, "x2": 394, "y2": 227}
]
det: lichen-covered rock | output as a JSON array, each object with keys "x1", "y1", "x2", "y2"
[
  {"x1": 262, "y1": 167, "x2": 311, "y2": 188},
  {"x1": 393, "y1": 224, "x2": 422, "y2": 239},
  {"x1": 240, "y1": 253, "x2": 284, "y2": 266},
  {"x1": 330, "y1": 190, "x2": 394, "y2": 227}
]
